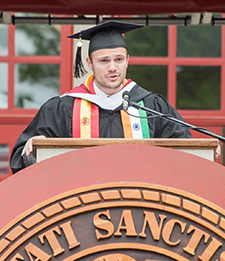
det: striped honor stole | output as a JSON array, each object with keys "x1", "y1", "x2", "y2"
[
  {"x1": 73, "y1": 74, "x2": 99, "y2": 138},
  {"x1": 72, "y1": 74, "x2": 150, "y2": 138},
  {"x1": 121, "y1": 101, "x2": 150, "y2": 138}
]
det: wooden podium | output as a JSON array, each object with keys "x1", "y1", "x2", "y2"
[
  {"x1": 32, "y1": 138, "x2": 219, "y2": 162},
  {"x1": 1, "y1": 138, "x2": 224, "y2": 260}
]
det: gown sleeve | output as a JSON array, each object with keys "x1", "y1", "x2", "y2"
[
  {"x1": 144, "y1": 93, "x2": 192, "y2": 138},
  {"x1": 10, "y1": 96, "x2": 71, "y2": 174}
]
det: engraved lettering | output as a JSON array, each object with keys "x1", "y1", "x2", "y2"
[
  {"x1": 139, "y1": 211, "x2": 167, "y2": 240},
  {"x1": 162, "y1": 219, "x2": 186, "y2": 246},
  {"x1": 25, "y1": 242, "x2": 52, "y2": 261},
  {"x1": 4, "y1": 184, "x2": 225, "y2": 261},
  {"x1": 10, "y1": 253, "x2": 25, "y2": 260},
  {"x1": 38, "y1": 226, "x2": 65, "y2": 256},
  {"x1": 183, "y1": 225, "x2": 210, "y2": 255},
  {"x1": 60, "y1": 221, "x2": 80, "y2": 249},
  {"x1": 198, "y1": 237, "x2": 223, "y2": 261},
  {"x1": 93, "y1": 210, "x2": 114, "y2": 240},
  {"x1": 220, "y1": 251, "x2": 225, "y2": 260},
  {"x1": 114, "y1": 210, "x2": 137, "y2": 237}
]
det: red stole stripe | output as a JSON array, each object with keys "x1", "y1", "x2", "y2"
[
  {"x1": 90, "y1": 103, "x2": 99, "y2": 138},
  {"x1": 72, "y1": 98, "x2": 81, "y2": 138},
  {"x1": 71, "y1": 75, "x2": 99, "y2": 138}
]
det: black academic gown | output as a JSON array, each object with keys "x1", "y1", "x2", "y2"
[{"x1": 10, "y1": 85, "x2": 192, "y2": 173}]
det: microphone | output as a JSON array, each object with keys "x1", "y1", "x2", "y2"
[{"x1": 122, "y1": 91, "x2": 130, "y2": 111}]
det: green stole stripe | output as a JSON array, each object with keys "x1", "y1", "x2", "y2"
[{"x1": 138, "y1": 100, "x2": 150, "y2": 138}]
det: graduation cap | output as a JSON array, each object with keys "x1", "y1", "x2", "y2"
[{"x1": 68, "y1": 21, "x2": 144, "y2": 78}]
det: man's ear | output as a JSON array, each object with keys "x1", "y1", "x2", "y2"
[
  {"x1": 86, "y1": 57, "x2": 93, "y2": 71},
  {"x1": 126, "y1": 54, "x2": 129, "y2": 68}
]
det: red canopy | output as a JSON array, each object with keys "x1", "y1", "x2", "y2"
[{"x1": 1, "y1": 0, "x2": 225, "y2": 15}]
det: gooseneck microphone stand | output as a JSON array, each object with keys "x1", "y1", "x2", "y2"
[{"x1": 129, "y1": 100, "x2": 225, "y2": 143}]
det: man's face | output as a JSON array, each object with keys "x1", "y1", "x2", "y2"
[{"x1": 86, "y1": 47, "x2": 129, "y2": 95}]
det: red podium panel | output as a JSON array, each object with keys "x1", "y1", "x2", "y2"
[{"x1": 0, "y1": 145, "x2": 224, "y2": 260}]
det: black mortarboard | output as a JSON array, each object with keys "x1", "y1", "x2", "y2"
[{"x1": 68, "y1": 21, "x2": 143, "y2": 78}]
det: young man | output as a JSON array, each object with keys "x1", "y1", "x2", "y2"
[{"x1": 10, "y1": 21, "x2": 192, "y2": 174}]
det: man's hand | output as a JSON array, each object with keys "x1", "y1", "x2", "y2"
[
  {"x1": 214, "y1": 144, "x2": 221, "y2": 161},
  {"x1": 25, "y1": 135, "x2": 46, "y2": 156}
]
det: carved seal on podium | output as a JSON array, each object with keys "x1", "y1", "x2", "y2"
[{"x1": 0, "y1": 183, "x2": 225, "y2": 260}]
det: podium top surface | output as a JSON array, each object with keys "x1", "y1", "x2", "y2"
[{"x1": 32, "y1": 138, "x2": 219, "y2": 149}]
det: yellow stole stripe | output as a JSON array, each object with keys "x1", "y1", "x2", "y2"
[
  {"x1": 80, "y1": 99, "x2": 91, "y2": 138},
  {"x1": 79, "y1": 74, "x2": 94, "y2": 138}
]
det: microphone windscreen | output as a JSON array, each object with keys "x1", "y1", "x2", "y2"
[{"x1": 122, "y1": 91, "x2": 130, "y2": 99}]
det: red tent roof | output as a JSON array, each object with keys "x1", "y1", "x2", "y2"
[{"x1": 1, "y1": 0, "x2": 225, "y2": 15}]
